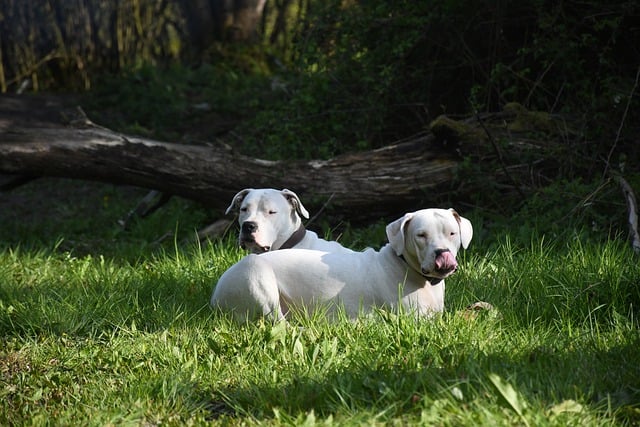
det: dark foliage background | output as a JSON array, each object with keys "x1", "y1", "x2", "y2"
[
  {"x1": 244, "y1": 0, "x2": 640, "y2": 160},
  {"x1": 1, "y1": 0, "x2": 639, "y2": 235},
  {"x1": 2, "y1": 1, "x2": 638, "y2": 155}
]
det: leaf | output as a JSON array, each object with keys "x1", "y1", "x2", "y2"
[
  {"x1": 549, "y1": 399, "x2": 584, "y2": 415},
  {"x1": 488, "y1": 373, "x2": 528, "y2": 423},
  {"x1": 293, "y1": 336, "x2": 305, "y2": 358},
  {"x1": 451, "y1": 386, "x2": 464, "y2": 401},
  {"x1": 268, "y1": 321, "x2": 288, "y2": 343}
]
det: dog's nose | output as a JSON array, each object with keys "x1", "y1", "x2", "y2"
[{"x1": 241, "y1": 221, "x2": 258, "y2": 234}]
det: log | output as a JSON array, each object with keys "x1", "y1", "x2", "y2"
[{"x1": 0, "y1": 95, "x2": 460, "y2": 221}]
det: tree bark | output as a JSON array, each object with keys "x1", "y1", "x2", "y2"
[{"x1": 0, "y1": 95, "x2": 459, "y2": 221}]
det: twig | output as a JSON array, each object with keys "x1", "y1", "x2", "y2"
[
  {"x1": 597, "y1": 66, "x2": 640, "y2": 253},
  {"x1": 474, "y1": 112, "x2": 526, "y2": 201},
  {"x1": 525, "y1": 59, "x2": 556, "y2": 108},
  {"x1": 306, "y1": 192, "x2": 335, "y2": 227},
  {"x1": 602, "y1": 65, "x2": 640, "y2": 180},
  {"x1": 561, "y1": 178, "x2": 611, "y2": 223},
  {"x1": 118, "y1": 190, "x2": 172, "y2": 229},
  {"x1": 195, "y1": 219, "x2": 234, "y2": 242}
]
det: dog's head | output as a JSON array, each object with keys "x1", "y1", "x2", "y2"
[
  {"x1": 225, "y1": 188, "x2": 309, "y2": 253},
  {"x1": 385, "y1": 208, "x2": 473, "y2": 282}
]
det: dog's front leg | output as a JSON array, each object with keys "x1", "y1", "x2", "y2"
[{"x1": 244, "y1": 255, "x2": 285, "y2": 321}]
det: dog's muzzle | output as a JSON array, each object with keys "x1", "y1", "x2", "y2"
[
  {"x1": 432, "y1": 249, "x2": 458, "y2": 275},
  {"x1": 239, "y1": 221, "x2": 270, "y2": 252},
  {"x1": 411, "y1": 249, "x2": 459, "y2": 285},
  {"x1": 241, "y1": 221, "x2": 258, "y2": 235}
]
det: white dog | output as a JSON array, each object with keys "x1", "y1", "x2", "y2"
[
  {"x1": 211, "y1": 208, "x2": 472, "y2": 323},
  {"x1": 225, "y1": 188, "x2": 352, "y2": 253}
]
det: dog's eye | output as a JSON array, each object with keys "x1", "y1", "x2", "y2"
[
  {"x1": 417, "y1": 232, "x2": 428, "y2": 239},
  {"x1": 268, "y1": 210, "x2": 277, "y2": 215},
  {"x1": 450, "y1": 231, "x2": 457, "y2": 237},
  {"x1": 240, "y1": 207, "x2": 248, "y2": 212}
]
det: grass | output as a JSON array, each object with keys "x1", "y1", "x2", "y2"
[{"x1": 1, "y1": 180, "x2": 640, "y2": 425}]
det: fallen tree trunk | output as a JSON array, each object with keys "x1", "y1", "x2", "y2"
[
  {"x1": 0, "y1": 95, "x2": 460, "y2": 220},
  {"x1": 1, "y1": 95, "x2": 580, "y2": 222}
]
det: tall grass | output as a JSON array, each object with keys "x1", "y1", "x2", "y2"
[
  {"x1": 1, "y1": 216, "x2": 639, "y2": 425},
  {"x1": 0, "y1": 178, "x2": 638, "y2": 425}
]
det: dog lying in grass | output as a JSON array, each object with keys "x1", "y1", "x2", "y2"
[
  {"x1": 211, "y1": 208, "x2": 472, "y2": 323},
  {"x1": 225, "y1": 188, "x2": 353, "y2": 253}
]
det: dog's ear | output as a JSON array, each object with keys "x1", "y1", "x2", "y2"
[
  {"x1": 450, "y1": 208, "x2": 473, "y2": 249},
  {"x1": 225, "y1": 189, "x2": 253, "y2": 215},
  {"x1": 281, "y1": 188, "x2": 310, "y2": 219},
  {"x1": 386, "y1": 213, "x2": 414, "y2": 256}
]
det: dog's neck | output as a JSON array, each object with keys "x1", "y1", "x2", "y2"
[
  {"x1": 279, "y1": 224, "x2": 306, "y2": 249},
  {"x1": 398, "y1": 254, "x2": 441, "y2": 286}
]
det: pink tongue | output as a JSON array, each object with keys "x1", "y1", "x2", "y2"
[{"x1": 435, "y1": 251, "x2": 457, "y2": 272}]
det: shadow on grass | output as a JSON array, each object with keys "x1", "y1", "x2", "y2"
[
  {"x1": 200, "y1": 332, "x2": 640, "y2": 423},
  {"x1": 0, "y1": 177, "x2": 215, "y2": 261}
]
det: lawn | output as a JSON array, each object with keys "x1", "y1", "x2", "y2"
[{"x1": 1, "y1": 178, "x2": 639, "y2": 426}]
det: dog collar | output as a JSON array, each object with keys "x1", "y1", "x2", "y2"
[
  {"x1": 398, "y1": 254, "x2": 441, "y2": 285},
  {"x1": 279, "y1": 224, "x2": 306, "y2": 249}
]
